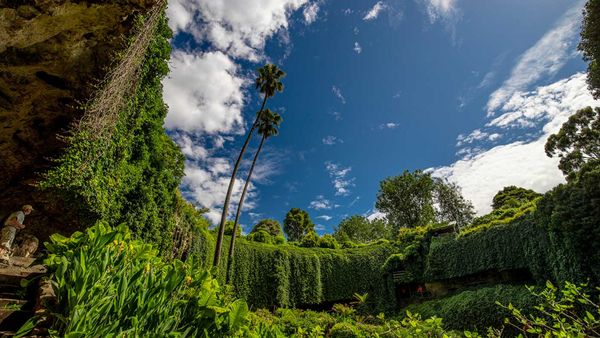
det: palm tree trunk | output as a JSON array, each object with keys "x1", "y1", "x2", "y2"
[
  {"x1": 226, "y1": 135, "x2": 266, "y2": 283},
  {"x1": 213, "y1": 95, "x2": 268, "y2": 267}
]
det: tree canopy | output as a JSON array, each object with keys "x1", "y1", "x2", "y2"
[
  {"x1": 545, "y1": 106, "x2": 600, "y2": 179},
  {"x1": 375, "y1": 170, "x2": 475, "y2": 234},
  {"x1": 333, "y1": 215, "x2": 389, "y2": 243},
  {"x1": 283, "y1": 208, "x2": 314, "y2": 241},
  {"x1": 251, "y1": 218, "x2": 283, "y2": 237},
  {"x1": 580, "y1": 0, "x2": 600, "y2": 98}
]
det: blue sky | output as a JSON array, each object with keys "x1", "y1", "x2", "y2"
[{"x1": 163, "y1": 0, "x2": 598, "y2": 234}]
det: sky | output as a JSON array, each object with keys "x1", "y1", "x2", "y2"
[{"x1": 163, "y1": 0, "x2": 599, "y2": 234}]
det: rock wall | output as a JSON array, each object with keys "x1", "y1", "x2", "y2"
[{"x1": 0, "y1": 0, "x2": 158, "y2": 241}]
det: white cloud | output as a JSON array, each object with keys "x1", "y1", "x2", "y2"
[
  {"x1": 353, "y1": 42, "x2": 362, "y2": 54},
  {"x1": 363, "y1": 1, "x2": 387, "y2": 21},
  {"x1": 303, "y1": 2, "x2": 320, "y2": 24},
  {"x1": 332, "y1": 86, "x2": 346, "y2": 104},
  {"x1": 309, "y1": 195, "x2": 334, "y2": 210},
  {"x1": 433, "y1": 73, "x2": 599, "y2": 215},
  {"x1": 165, "y1": 1, "x2": 309, "y2": 220},
  {"x1": 366, "y1": 210, "x2": 386, "y2": 221},
  {"x1": 419, "y1": 0, "x2": 458, "y2": 23},
  {"x1": 379, "y1": 122, "x2": 399, "y2": 129},
  {"x1": 182, "y1": 159, "x2": 256, "y2": 224},
  {"x1": 486, "y1": 1, "x2": 585, "y2": 115},
  {"x1": 316, "y1": 215, "x2": 333, "y2": 221},
  {"x1": 167, "y1": 0, "x2": 310, "y2": 61},
  {"x1": 325, "y1": 161, "x2": 355, "y2": 196},
  {"x1": 163, "y1": 51, "x2": 247, "y2": 134},
  {"x1": 456, "y1": 129, "x2": 501, "y2": 146},
  {"x1": 322, "y1": 135, "x2": 343, "y2": 145}
]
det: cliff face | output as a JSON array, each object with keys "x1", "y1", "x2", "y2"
[{"x1": 0, "y1": 0, "x2": 157, "y2": 240}]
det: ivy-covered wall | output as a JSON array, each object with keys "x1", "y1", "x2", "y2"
[
  {"x1": 188, "y1": 231, "x2": 397, "y2": 312},
  {"x1": 41, "y1": 13, "x2": 184, "y2": 252}
]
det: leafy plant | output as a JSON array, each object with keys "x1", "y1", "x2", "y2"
[{"x1": 43, "y1": 222, "x2": 248, "y2": 337}]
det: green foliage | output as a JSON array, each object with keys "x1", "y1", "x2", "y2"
[
  {"x1": 491, "y1": 186, "x2": 542, "y2": 210},
  {"x1": 545, "y1": 106, "x2": 600, "y2": 179},
  {"x1": 433, "y1": 178, "x2": 475, "y2": 229},
  {"x1": 462, "y1": 195, "x2": 541, "y2": 237},
  {"x1": 252, "y1": 219, "x2": 283, "y2": 237},
  {"x1": 495, "y1": 281, "x2": 600, "y2": 337},
  {"x1": 40, "y1": 14, "x2": 183, "y2": 252},
  {"x1": 376, "y1": 170, "x2": 436, "y2": 231},
  {"x1": 244, "y1": 307, "x2": 463, "y2": 337},
  {"x1": 333, "y1": 215, "x2": 390, "y2": 243},
  {"x1": 425, "y1": 219, "x2": 551, "y2": 282},
  {"x1": 403, "y1": 285, "x2": 537, "y2": 332},
  {"x1": 284, "y1": 208, "x2": 315, "y2": 242},
  {"x1": 376, "y1": 171, "x2": 474, "y2": 235},
  {"x1": 535, "y1": 165, "x2": 600, "y2": 283},
  {"x1": 580, "y1": 0, "x2": 600, "y2": 98},
  {"x1": 213, "y1": 239, "x2": 397, "y2": 311},
  {"x1": 317, "y1": 234, "x2": 340, "y2": 249},
  {"x1": 223, "y1": 220, "x2": 242, "y2": 237},
  {"x1": 299, "y1": 231, "x2": 320, "y2": 248},
  {"x1": 247, "y1": 229, "x2": 277, "y2": 244},
  {"x1": 43, "y1": 222, "x2": 248, "y2": 336}
]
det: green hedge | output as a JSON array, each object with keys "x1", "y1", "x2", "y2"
[
  {"x1": 424, "y1": 218, "x2": 551, "y2": 283},
  {"x1": 188, "y1": 232, "x2": 396, "y2": 312},
  {"x1": 402, "y1": 284, "x2": 537, "y2": 332}
]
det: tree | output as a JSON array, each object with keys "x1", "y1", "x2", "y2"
[
  {"x1": 225, "y1": 110, "x2": 282, "y2": 281},
  {"x1": 213, "y1": 64, "x2": 285, "y2": 267},
  {"x1": 579, "y1": 0, "x2": 600, "y2": 98},
  {"x1": 375, "y1": 171, "x2": 476, "y2": 235},
  {"x1": 333, "y1": 215, "x2": 389, "y2": 243},
  {"x1": 375, "y1": 170, "x2": 436, "y2": 232},
  {"x1": 283, "y1": 208, "x2": 314, "y2": 241},
  {"x1": 251, "y1": 218, "x2": 283, "y2": 237},
  {"x1": 433, "y1": 178, "x2": 475, "y2": 230},
  {"x1": 545, "y1": 106, "x2": 600, "y2": 179}
]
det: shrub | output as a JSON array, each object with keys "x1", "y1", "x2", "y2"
[
  {"x1": 41, "y1": 222, "x2": 248, "y2": 336},
  {"x1": 247, "y1": 229, "x2": 275, "y2": 244},
  {"x1": 494, "y1": 281, "x2": 600, "y2": 337},
  {"x1": 402, "y1": 284, "x2": 537, "y2": 332},
  {"x1": 318, "y1": 234, "x2": 340, "y2": 249},
  {"x1": 299, "y1": 231, "x2": 319, "y2": 248}
]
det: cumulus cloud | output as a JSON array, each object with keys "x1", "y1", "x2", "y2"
[
  {"x1": 325, "y1": 161, "x2": 355, "y2": 196},
  {"x1": 433, "y1": 73, "x2": 599, "y2": 215},
  {"x1": 165, "y1": 1, "x2": 310, "y2": 220},
  {"x1": 163, "y1": 51, "x2": 247, "y2": 134},
  {"x1": 486, "y1": 1, "x2": 585, "y2": 115},
  {"x1": 322, "y1": 135, "x2": 343, "y2": 145},
  {"x1": 309, "y1": 195, "x2": 334, "y2": 210},
  {"x1": 303, "y1": 2, "x2": 320, "y2": 24},
  {"x1": 316, "y1": 215, "x2": 333, "y2": 221},
  {"x1": 332, "y1": 86, "x2": 346, "y2": 104},
  {"x1": 167, "y1": 0, "x2": 311, "y2": 61},
  {"x1": 363, "y1": 1, "x2": 387, "y2": 20},
  {"x1": 181, "y1": 158, "x2": 256, "y2": 224}
]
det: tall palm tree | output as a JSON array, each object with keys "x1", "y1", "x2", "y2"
[
  {"x1": 213, "y1": 64, "x2": 285, "y2": 267},
  {"x1": 226, "y1": 109, "x2": 282, "y2": 282}
]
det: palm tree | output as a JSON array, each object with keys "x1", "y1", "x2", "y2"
[
  {"x1": 226, "y1": 109, "x2": 282, "y2": 282},
  {"x1": 213, "y1": 64, "x2": 285, "y2": 267}
]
